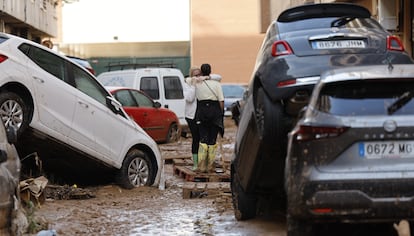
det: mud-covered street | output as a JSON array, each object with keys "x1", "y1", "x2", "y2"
[
  {"x1": 22, "y1": 118, "x2": 404, "y2": 236},
  {"x1": 24, "y1": 118, "x2": 286, "y2": 235}
]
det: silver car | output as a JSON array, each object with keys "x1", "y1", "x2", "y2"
[{"x1": 285, "y1": 64, "x2": 414, "y2": 235}]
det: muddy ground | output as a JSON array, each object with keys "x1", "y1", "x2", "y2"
[
  {"x1": 20, "y1": 118, "x2": 403, "y2": 236},
  {"x1": 23, "y1": 118, "x2": 286, "y2": 236}
]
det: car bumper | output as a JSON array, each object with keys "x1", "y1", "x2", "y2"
[{"x1": 289, "y1": 175, "x2": 414, "y2": 222}]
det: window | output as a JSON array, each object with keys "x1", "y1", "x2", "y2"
[
  {"x1": 316, "y1": 80, "x2": 414, "y2": 116},
  {"x1": 19, "y1": 43, "x2": 67, "y2": 82},
  {"x1": 73, "y1": 65, "x2": 108, "y2": 106},
  {"x1": 114, "y1": 90, "x2": 136, "y2": 107},
  {"x1": 131, "y1": 90, "x2": 153, "y2": 108},
  {"x1": 140, "y1": 77, "x2": 159, "y2": 99},
  {"x1": 164, "y1": 76, "x2": 183, "y2": 99}
]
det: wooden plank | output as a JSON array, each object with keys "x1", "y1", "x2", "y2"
[
  {"x1": 182, "y1": 182, "x2": 231, "y2": 199},
  {"x1": 173, "y1": 165, "x2": 230, "y2": 182}
]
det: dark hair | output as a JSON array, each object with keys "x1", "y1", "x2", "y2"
[{"x1": 200, "y1": 63, "x2": 211, "y2": 76}]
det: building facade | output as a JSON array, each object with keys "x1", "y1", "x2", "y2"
[
  {"x1": 0, "y1": 0, "x2": 60, "y2": 43},
  {"x1": 2, "y1": 0, "x2": 413, "y2": 84}
]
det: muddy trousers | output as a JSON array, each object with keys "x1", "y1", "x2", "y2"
[{"x1": 198, "y1": 143, "x2": 217, "y2": 173}]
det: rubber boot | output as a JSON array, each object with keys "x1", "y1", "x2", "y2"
[
  {"x1": 198, "y1": 143, "x2": 208, "y2": 173},
  {"x1": 207, "y1": 144, "x2": 218, "y2": 173},
  {"x1": 192, "y1": 154, "x2": 198, "y2": 171}
]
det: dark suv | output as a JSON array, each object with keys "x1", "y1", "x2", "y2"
[
  {"x1": 0, "y1": 124, "x2": 20, "y2": 235},
  {"x1": 231, "y1": 3, "x2": 414, "y2": 220}
]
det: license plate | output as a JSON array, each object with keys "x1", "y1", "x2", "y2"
[
  {"x1": 312, "y1": 40, "x2": 366, "y2": 49},
  {"x1": 359, "y1": 141, "x2": 414, "y2": 159}
]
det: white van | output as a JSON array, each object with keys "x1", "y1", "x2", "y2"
[{"x1": 97, "y1": 68, "x2": 187, "y2": 132}]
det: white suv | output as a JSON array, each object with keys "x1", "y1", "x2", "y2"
[{"x1": 0, "y1": 32, "x2": 162, "y2": 189}]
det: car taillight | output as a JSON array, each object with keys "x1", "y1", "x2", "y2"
[
  {"x1": 0, "y1": 54, "x2": 8, "y2": 63},
  {"x1": 271, "y1": 40, "x2": 293, "y2": 57},
  {"x1": 294, "y1": 125, "x2": 349, "y2": 142},
  {"x1": 277, "y1": 79, "x2": 296, "y2": 87},
  {"x1": 387, "y1": 35, "x2": 404, "y2": 51}
]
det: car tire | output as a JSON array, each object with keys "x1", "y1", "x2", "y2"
[
  {"x1": 166, "y1": 123, "x2": 179, "y2": 143},
  {"x1": 286, "y1": 215, "x2": 314, "y2": 236},
  {"x1": 117, "y1": 149, "x2": 154, "y2": 189},
  {"x1": 255, "y1": 87, "x2": 289, "y2": 146},
  {"x1": 254, "y1": 87, "x2": 289, "y2": 197},
  {"x1": 0, "y1": 92, "x2": 30, "y2": 136},
  {"x1": 231, "y1": 168, "x2": 257, "y2": 221}
]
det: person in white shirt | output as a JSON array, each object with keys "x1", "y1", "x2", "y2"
[
  {"x1": 195, "y1": 63, "x2": 224, "y2": 173},
  {"x1": 184, "y1": 66, "x2": 221, "y2": 171}
]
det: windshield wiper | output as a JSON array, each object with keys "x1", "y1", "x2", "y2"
[
  {"x1": 330, "y1": 16, "x2": 356, "y2": 27},
  {"x1": 387, "y1": 91, "x2": 413, "y2": 115}
]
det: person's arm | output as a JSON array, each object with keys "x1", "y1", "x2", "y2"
[
  {"x1": 183, "y1": 80, "x2": 196, "y2": 102},
  {"x1": 209, "y1": 74, "x2": 222, "y2": 82}
]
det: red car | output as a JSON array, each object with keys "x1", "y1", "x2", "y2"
[{"x1": 107, "y1": 87, "x2": 180, "y2": 143}]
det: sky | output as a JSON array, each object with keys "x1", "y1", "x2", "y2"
[{"x1": 62, "y1": 0, "x2": 190, "y2": 43}]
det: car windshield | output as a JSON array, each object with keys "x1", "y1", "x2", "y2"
[
  {"x1": 277, "y1": 17, "x2": 382, "y2": 34},
  {"x1": 315, "y1": 80, "x2": 414, "y2": 116}
]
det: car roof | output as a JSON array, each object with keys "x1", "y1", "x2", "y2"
[
  {"x1": 319, "y1": 64, "x2": 414, "y2": 84},
  {"x1": 277, "y1": 3, "x2": 371, "y2": 23}
]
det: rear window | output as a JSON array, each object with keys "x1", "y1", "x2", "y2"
[
  {"x1": 277, "y1": 17, "x2": 382, "y2": 34},
  {"x1": 316, "y1": 80, "x2": 414, "y2": 116}
]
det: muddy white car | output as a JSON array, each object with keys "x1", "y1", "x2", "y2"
[{"x1": 0, "y1": 32, "x2": 162, "y2": 189}]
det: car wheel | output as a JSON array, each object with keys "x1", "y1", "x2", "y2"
[
  {"x1": 286, "y1": 215, "x2": 314, "y2": 236},
  {"x1": 231, "y1": 168, "x2": 257, "y2": 220},
  {"x1": 117, "y1": 149, "x2": 153, "y2": 189},
  {"x1": 166, "y1": 123, "x2": 179, "y2": 143},
  {"x1": 254, "y1": 87, "x2": 289, "y2": 197},
  {"x1": 0, "y1": 92, "x2": 30, "y2": 136},
  {"x1": 255, "y1": 87, "x2": 289, "y2": 144}
]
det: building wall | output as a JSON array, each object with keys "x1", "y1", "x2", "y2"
[
  {"x1": 0, "y1": 0, "x2": 59, "y2": 40},
  {"x1": 190, "y1": 0, "x2": 264, "y2": 84}
]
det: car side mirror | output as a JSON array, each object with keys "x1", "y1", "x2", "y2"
[
  {"x1": 154, "y1": 101, "x2": 161, "y2": 108},
  {"x1": 6, "y1": 125, "x2": 17, "y2": 144},
  {"x1": 106, "y1": 96, "x2": 123, "y2": 115}
]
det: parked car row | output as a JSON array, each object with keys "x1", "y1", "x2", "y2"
[
  {"x1": 231, "y1": 2, "x2": 414, "y2": 235},
  {"x1": 0, "y1": 32, "x2": 162, "y2": 189},
  {"x1": 97, "y1": 68, "x2": 189, "y2": 135}
]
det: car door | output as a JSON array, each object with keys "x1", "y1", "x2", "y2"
[
  {"x1": 69, "y1": 64, "x2": 128, "y2": 163},
  {"x1": 159, "y1": 70, "x2": 186, "y2": 126},
  {"x1": 113, "y1": 89, "x2": 164, "y2": 141},
  {"x1": 129, "y1": 89, "x2": 165, "y2": 141},
  {"x1": 22, "y1": 44, "x2": 76, "y2": 140}
]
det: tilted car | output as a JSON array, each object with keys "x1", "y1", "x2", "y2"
[
  {"x1": 0, "y1": 32, "x2": 162, "y2": 189},
  {"x1": 231, "y1": 2, "x2": 414, "y2": 220},
  {"x1": 285, "y1": 64, "x2": 414, "y2": 235},
  {"x1": 0, "y1": 124, "x2": 20, "y2": 235},
  {"x1": 107, "y1": 86, "x2": 180, "y2": 143}
]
